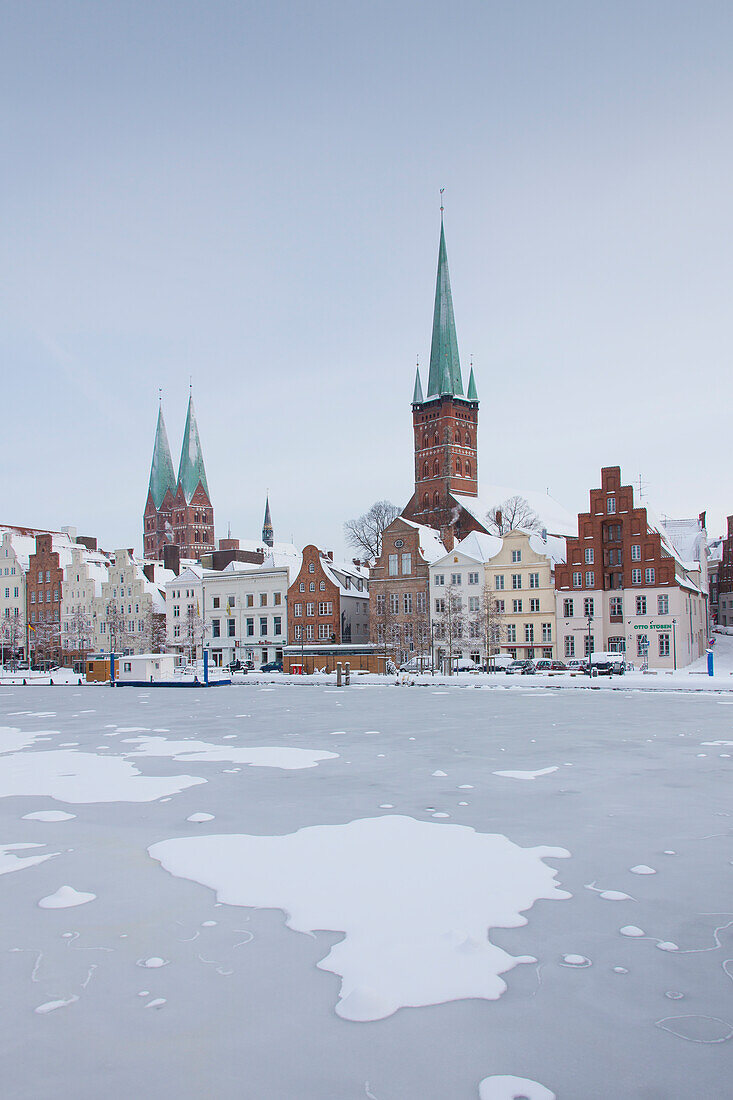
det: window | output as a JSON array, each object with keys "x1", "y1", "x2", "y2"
[
  {"x1": 247, "y1": 593, "x2": 255, "y2": 606},
  {"x1": 645, "y1": 568, "x2": 655, "y2": 585},
  {"x1": 213, "y1": 596, "x2": 220, "y2": 608},
  {"x1": 389, "y1": 593, "x2": 399, "y2": 614},
  {"x1": 228, "y1": 619, "x2": 236, "y2": 637},
  {"x1": 318, "y1": 624, "x2": 330, "y2": 640},
  {"x1": 631, "y1": 569, "x2": 642, "y2": 585},
  {"x1": 306, "y1": 625, "x2": 314, "y2": 640},
  {"x1": 584, "y1": 634, "x2": 595, "y2": 656},
  {"x1": 583, "y1": 597, "x2": 594, "y2": 617},
  {"x1": 30, "y1": 592, "x2": 35, "y2": 604},
  {"x1": 450, "y1": 573, "x2": 461, "y2": 586},
  {"x1": 636, "y1": 596, "x2": 647, "y2": 615},
  {"x1": 530, "y1": 598, "x2": 540, "y2": 613},
  {"x1": 308, "y1": 563, "x2": 315, "y2": 573},
  {"x1": 659, "y1": 633, "x2": 670, "y2": 657},
  {"x1": 631, "y1": 545, "x2": 641, "y2": 561},
  {"x1": 260, "y1": 617, "x2": 267, "y2": 635},
  {"x1": 298, "y1": 583, "x2": 305, "y2": 593},
  {"x1": 511, "y1": 574, "x2": 521, "y2": 589},
  {"x1": 585, "y1": 548, "x2": 594, "y2": 564},
  {"x1": 529, "y1": 573, "x2": 540, "y2": 589},
  {"x1": 294, "y1": 625, "x2": 302, "y2": 640},
  {"x1": 212, "y1": 619, "x2": 220, "y2": 638},
  {"x1": 416, "y1": 591, "x2": 426, "y2": 613},
  {"x1": 542, "y1": 622, "x2": 552, "y2": 642},
  {"x1": 173, "y1": 624, "x2": 181, "y2": 638},
  {"x1": 403, "y1": 593, "x2": 412, "y2": 614},
  {"x1": 309, "y1": 581, "x2": 315, "y2": 592},
  {"x1": 608, "y1": 637, "x2": 626, "y2": 653},
  {"x1": 506, "y1": 623, "x2": 516, "y2": 643},
  {"x1": 637, "y1": 634, "x2": 649, "y2": 657},
  {"x1": 513, "y1": 599, "x2": 522, "y2": 613},
  {"x1": 274, "y1": 592, "x2": 282, "y2": 604},
  {"x1": 260, "y1": 593, "x2": 267, "y2": 606},
  {"x1": 434, "y1": 598, "x2": 445, "y2": 613},
  {"x1": 319, "y1": 601, "x2": 333, "y2": 615},
  {"x1": 468, "y1": 572, "x2": 479, "y2": 585},
  {"x1": 572, "y1": 572, "x2": 582, "y2": 588},
  {"x1": 495, "y1": 599, "x2": 505, "y2": 613},
  {"x1": 246, "y1": 618, "x2": 254, "y2": 636},
  {"x1": 511, "y1": 550, "x2": 521, "y2": 563},
  {"x1": 468, "y1": 597, "x2": 479, "y2": 612},
  {"x1": 294, "y1": 602, "x2": 302, "y2": 617},
  {"x1": 564, "y1": 636, "x2": 575, "y2": 657},
  {"x1": 306, "y1": 603, "x2": 314, "y2": 616},
  {"x1": 401, "y1": 553, "x2": 412, "y2": 575},
  {"x1": 274, "y1": 616, "x2": 282, "y2": 636},
  {"x1": 434, "y1": 574, "x2": 445, "y2": 586},
  {"x1": 46, "y1": 571, "x2": 51, "y2": 583},
  {"x1": 585, "y1": 571, "x2": 594, "y2": 588},
  {"x1": 495, "y1": 575, "x2": 504, "y2": 590},
  {"x1": 607, "y1": 497, "x2": 616, "y2": 514},
  {"x1": 658, "y1": 594, "x2": 669, "y2": 615},
  {"x1": 610, "y1": 596, "x2": 623, "y2": 617},
  {"x1": 376, "y1": 594, "x2": 385, "y2": 614},
  {"x1": 524, "y1": 623, "x2": 534, "y2": 643},
  {"x1": 389, "y1": 555, "x2": 398, "y2": 576}
]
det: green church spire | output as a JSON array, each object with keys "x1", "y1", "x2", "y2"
[
  {"x1": 148, "y1": 404, "x2": 177, "y2": 509},
  {"x1": 412, "y1": 365, "x2": 424, "y2": 404},
  {"x1": 425, "y1": 215, "x2": 464, "y2": 399},
  {"x1": 467, "y1": 364, "x2": 478, "y2": 401},
  {"x1": 177, "y1": 394, "x2": 209, "y2": 502}
]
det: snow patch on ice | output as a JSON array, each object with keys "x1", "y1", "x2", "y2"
[
  {"x1": 630, "y1": 865, "x2": 656, "y2": 875},
  {"x1": 478, "y1": 1075, "x2": 555, "y2": 1099},
  {"x1": 620, "y1": 926, "x2": 645, "y2": 937},
  {"x1": 0, "y1": 842, "x2": 57, "y2": 876},
  {"x1": 35, "y1": 995, "x2": 78, "y2": 1014},
  {"x1": 493, "y1": 767, "x2": 558, "y2": 781},
  {"x1": 149, "y1": 815, "x2": 570, "y2": 1021},
  {"x1": 0, "y1": 726, "x2": 52, "y2": 754},
  {"x1": 0, "y1": 749, "x2": 205, "y2": 803},
  {"x1": 187, "y1": 813, "x2": 215, "y2": 822},
  {"x1": 38, "y1": 885, "x2": 96, "y2": 909},
  {"x1": 137, "y1": 957, "x2": 168, "y2": 968},
  {"x1": 123, "y1": 736, "x2": 337, "y2": 771}
]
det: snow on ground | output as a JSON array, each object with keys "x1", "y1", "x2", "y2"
[{"x1": 0, "y1": 682, "x2": 731, "y2": 1098}]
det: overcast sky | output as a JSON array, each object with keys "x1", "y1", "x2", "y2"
[{"x1": 3, "y1": 1, "x2": 733, "y2": 556}]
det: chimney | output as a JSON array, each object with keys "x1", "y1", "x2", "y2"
[
  {"x1": 143, "y1": 562, "x2": 155, "y2": 583},
  {"x1": 440, "y1": 526, "x2": 455, "y2": 552},
  {"x1": 218, "y1": 538, "x2": 240, "y2": 551},
  {"x1": 698, "y1": 511, "x2": 706, "y2": 531},
  {"x1": 352, "y1": 558, "x2": 361, "y2": 568},
  {"x1": 327, "y1": 551, "x2": 334, "y2": 560},
  {"x1": 495, "y1": 510, "x2": 502, "y2": 531},
  {"x1": 163, "y1": 543, "x2": 181, "y2": 576},
  {"x1": 60, "y1": 525, "x2": 77, "y2": 541},
  {"x1": 76, "y1": 536, "x2": 97, "y2": 551}
]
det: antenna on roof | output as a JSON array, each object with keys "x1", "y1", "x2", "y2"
[{"x1": 637, "y1": 473, "x2": 647, "y2": 500}]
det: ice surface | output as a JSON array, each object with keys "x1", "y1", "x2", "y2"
[
  {"x1": 0, "y1": 749, "x2": 205, "y2": 803},
  {"x1": 123, "y1": 736, "x2": 338, "y2": 770},
  {"x1": 38, "y1": 885, "x2": 96, "y2": 908},
  {"x1": 0, "y1": 842, "x2": 57, "y2": 876},
  {"x1": 149, "y1": 815, "x2": 570, "y2": 1021},
  {"x1": 478, "y1": 1075, "x2": 555, "y2": 1099}
]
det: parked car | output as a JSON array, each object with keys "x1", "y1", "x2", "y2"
[
  {"x1": 533, "y1": 658, "x2": 553, "y2": 673},
  {"x1": 260, "y1": 660, "x2": 283, "y2": 673},
  {"x1": 550, "y1": 660, "x2": 567, "y2": 671},
  {"x1": 505, "y1": 659, "x2": 535, "y2": 675},
  {"x1": 566, "y1": 659, "x2": 587, "y2": 672},
  {"x1": 400, "y1": 655, "x2": 435, "y2": 673}
]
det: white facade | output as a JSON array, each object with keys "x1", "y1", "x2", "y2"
[
  {"x1": 116, "y1": 653, "x2": 177, "y2": 682},
  {"x1": 60, "y1": 545, "x2": 112, "y2": 662},
  {"x1": 93, "y1": 549, "x2": 168, "y2": 656}
]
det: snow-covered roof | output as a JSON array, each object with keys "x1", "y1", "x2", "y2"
[
  {"x1": 321, "y1": 555, "x2": 369, "y2": 599},
  {"x1": 447, "y1": 530, "x2": 504, "y2": 565},
  {"x1": 659, "y1": 517, "x2": 707, "y2": 565},
  {"x1": 452, "y1": 485, "x2": 578, "y2": 538},
  {"x1": 234, "y1": 538, "x2": 299, "y2": 558},
  {"x1": 399, "y1": 519, "x2": 447, "y2": 564},
  {"x1": 707, "y1": 539, "x2": 723, "y2": 564},
  {"x1": 528, "y1": 532, "x2": 567, "y2": 565}
]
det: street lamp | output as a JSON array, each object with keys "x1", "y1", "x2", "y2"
[
  {"x1": 585, "y1": 610, "x2": 593, "y2": 675},
  {"x1": 672, "y1": 617, "x2": 677, "y2": 670}
]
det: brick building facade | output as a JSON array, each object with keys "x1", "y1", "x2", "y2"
[
  {"x1": 27, "y1": 534, "x2": 65, "y2": 665},
  {"x1": 287, "y1": 545, "x2": 369, "y2": 646}
]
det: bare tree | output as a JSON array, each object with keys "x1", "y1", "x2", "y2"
[
  {"x1": 67, "y1": 605, "x2": 93, "y2": 669},
  {"x1": 344, "y1": 500, "x2": 401, "y2": 561},
  {"x1": 470, "y1": 580, "x2": 506, "y2": 666},
  {"x1": 370, "y1": 589, "x2": 400, "y2": 671},
  {"x1": 183, "y1": 604, "x2": 203, "y2": 662},
  {"x1": 30, "y1": 616, "x2": 60, "y2": 667},
  {"x1": 105, "y1": 601, "x2": 130, "y2": 654},
  {"x1": 432, "y1": 584, "x2": 467, "y2": 674},
  {"x1": 144, "y1": 607, "x2": 168, "y2": 653},
  {"x1": 1, "y1": 614, "x2": 25, "y2": 668},
  {"x1": 485, "y1": 495, "x2": 541, "y2": 535}
]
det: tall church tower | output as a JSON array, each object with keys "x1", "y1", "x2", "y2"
[
  {"x1": 143, "y1": 402, "x2": 178, "y2": 559},
  {"x1": 262, "y1": 496, "x2": 274, "y2": 548},
  {"x1": 170, "y1": 393, "x2": 215, "y2": 559},
  {"x1": 402, "y1": 212, "x2": 480, "y2": 541}
]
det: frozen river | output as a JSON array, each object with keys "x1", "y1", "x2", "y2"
[{"x1": 1, "y1": 682, "x2": 731, "y2": 1098}]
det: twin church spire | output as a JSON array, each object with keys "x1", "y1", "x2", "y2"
[{"x1": 147, "y1": 395, "x2": 208, "y2": 509}]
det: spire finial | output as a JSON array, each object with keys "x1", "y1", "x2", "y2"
[
  {"x1": 189, "y1": 375, "x2": 192, "y2": 396},
  {"x1": 440, "y1": 188, "x2": 444, "y2": 218},
  {"x1": 158, "y1": 387, "x2": 162, "y2": 408}
]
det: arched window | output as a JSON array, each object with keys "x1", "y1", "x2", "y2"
[
  {"x1": 433, "y1": 431, "x2": 439, "y2": 446},
  {"x1": 454, "y1": 430, "x2": 460, "y2": 444},
  {"x1": 465, "y1": 460, "x2": 471, "y2": 477},
  {"x1": 433, "y1": 458, "x2": 439, "y2": 475},
  {"x1": 423, "y1": 493, "x2": 429, "y2": 508},
  {"x1": 308, "y1": 563, "x2": 315, "y2": 573},
  {"x1": 422, "y1": 461, "x2": 428, "y2": 477},
  {"x1": 433, "y1": 491, "x2": 440, "y2": 506},
  {"x1": 423, "y1": 433, "x2": 429, "y2": 449},
  {"x1": 456, "y1": 458, "x2": 462, "y2": 474},
  {"x1": 465, "y1": 431, "x2": 471, "y2": 446}
]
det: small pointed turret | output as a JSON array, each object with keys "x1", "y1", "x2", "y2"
[
  {"x1": 467, "y1": 365, "x2": 478, "y2": 402},
  {"x1": 177, "y1": 395, "x2": 209, "y2": 502},
  {"x1": 412, "y1": 366, "x2": 424, "y2": 404},
  {"x1": 147, "y1": 405, "x2": 177, "y2": 509},
  {"x1": 262, "y1": 496, "x2": 274, "y2": 548},
  {"x1": 425, "y1": 215, "x2": 464, "y2": 399}
]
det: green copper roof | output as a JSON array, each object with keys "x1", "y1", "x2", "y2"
[
  {"x1": 425, "y1": 219, "x2": 464, "y2": 398},
  {"x1": 177, "y1": 396, "x2": 209, "y2": 502},
  {"x1": 467, "y1": 365, "x2": 478, "y2": 401},
  {"x1": 412, "y1": 366, "x2": 424, "y2": 404},
  {"x1": 262, "y1": 495, "x2": 273, "y2": 547},
  {"x1": 148, "y1": 406, "x2": 177, "y2": 509}
]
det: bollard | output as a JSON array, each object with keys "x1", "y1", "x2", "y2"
[
  {"x1": 336, "y1": 662, "x2": 342, "y2": 686},
  {"x1": 23, "y1": 678, "x2": 26, "y2": 686},
  {"x1": 49, "y1": 679, "x2": 54, "y2": 686},
  {"x1": 707, "y1": 648, "x2": 714, "y2": 677},
  {"x1": 345, "y1": 662, "x2": 350, "y2": 686}
]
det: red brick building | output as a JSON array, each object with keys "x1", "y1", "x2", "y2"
[
  {"x1": 287, "y1": 545, "x2": 369, "y2": 646},
  {"x1": 144, "y1": 395, "x2": 215, "y2": 561},
  {"x1": 27, "y1": 534, "x2": 65, "y2": 665},
  {"x1": 401, "y1": 215, "x2": 485, "y2": 547}
]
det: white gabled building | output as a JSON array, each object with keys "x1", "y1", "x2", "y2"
[
  {"x1": 60, "y1": 545, "x2": 112, "y2": 667},
  {"x1": 93, "y1": 549, "x2": 170, "y2": 656}
]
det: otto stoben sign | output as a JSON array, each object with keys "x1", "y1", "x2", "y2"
[{"x1": 633, "y1": 623, "x2": 672, "y2": 631}]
